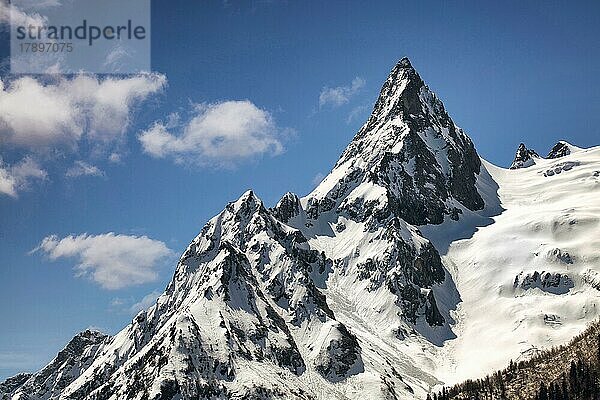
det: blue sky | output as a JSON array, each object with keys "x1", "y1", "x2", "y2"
[{"x1": 1, "y1": 0, "x2": 600, "y2": 379}]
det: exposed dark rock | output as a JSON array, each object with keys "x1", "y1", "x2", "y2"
[
  {"x1": 3, "y1": 330, "x2": 109, "y2": 399},
  {"x1": 546, "y1": 248, "x2": 573, "y2": 264},
  {"x1": 314, "y1": 323, "x2": 363, "y2": 382},
  {"x1": 425, "y1": 290, "x2": 445, "y2": 327},
  {"x1": 542, "y1": 160, "x2": 580, "y2": 177},
  {"x1": 0, "y1": 373, "x2": 32, "y2": 396},
  {"x1": 513, "y1": 271, "x2": 574, "y2": 294},
  {"x1": 547, "y1": 141, "x2": 571, "y2": 159},
  {"x1": 272, "y1": 192, "x2": 301, "y2": 223},
  {"x1": 510, "y1": 143, "x2": 540, "y2": 169}
]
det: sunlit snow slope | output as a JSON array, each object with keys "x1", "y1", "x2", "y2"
[{"x1": 423, "y1": 143, "x2": 600, "y2": 385}]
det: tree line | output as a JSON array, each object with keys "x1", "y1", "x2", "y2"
[{"x1": 426, "y1": 321, "x2": 600, "y2": 400}]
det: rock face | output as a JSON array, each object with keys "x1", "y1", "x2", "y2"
[
  {"x1": 306, "y1": 57, "x2": 484, "y2": 226},
  {"x1": 547, "y1": 141, "x2": 572, "y2": 159},
  {"x1": 1, "y1": 58, "x2": 493, "y2": 400},
  {"x1": 514, "y1": 271, "x2": 574, "y2": 295},
  {"x1": 2, "y1": 330, "x2": 108, "y2": 400},
  {"x1": 510, "y1": 143, "x2": 540, "y2": 169},
  {"x1": 0, "y1": 374, "x2": 32, "y2": 397}
]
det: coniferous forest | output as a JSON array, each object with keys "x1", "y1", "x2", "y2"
[{"x1": 429, "y1": 321, "x2": 600, "y2": 400}]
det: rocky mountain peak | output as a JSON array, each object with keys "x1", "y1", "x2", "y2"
[
  {"x1": 227, "y1": 189, "x2": 263, "y2": 215},
  {"x1": 3, "y1": 57, "x2": 533, "y2": 400},
  {"x1": 366, "y1": 56, "x2": 423, "y2": 124},
  {"x1": 547, "y1": 141, "x2": 572, "y2": 159},
  {"x1": 510, "y1": 143, "x2": 540, "y2": 169},
  {"x1": 272, "y1": 191, "x2": 301, "y2": 223},
  {"x1": 307, "y1": 58, "x2": 484, "y2": 225},
  {"x1": 2, "y1": 329, "x2": 109, "y2": 399}
]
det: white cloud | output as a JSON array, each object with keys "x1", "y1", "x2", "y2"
[
  {"x1": 110, "y1": 297, "x2": 126, "y2": 307},
  {"x1": 0, "y1": 157, "x2": 47, "y2": 197},
  {"x1": 139, "y1": 100, "x2": 285, "y2": 167},
  {"x1": 0, "y1": 73, "x2": 166, "y2": 151},
  {"x1": 33, "y1": 233, "x2": 173, "y2": 290},
  {"x1": 319, "y1": 77, "x2": 365, "y2": 108},
  {"x1": 110, "y1": 290, "x2": 162, "y2": 315},
  {"x1": 0, "y1": 1, "x2": 46, "y2": 27},
  {"x1": 65, "y1": 161, "x2": 104, "y2": 178}
]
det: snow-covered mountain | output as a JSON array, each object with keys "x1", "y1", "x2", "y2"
[{"x1": 3, "y1": 58, "x2": 600, "y2": 400}]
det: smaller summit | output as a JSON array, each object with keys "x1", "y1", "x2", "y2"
[
  {"x1": 510, "y1": 143, "x2": 540, "y2": 169},
  {"x1": 226, "y1": 189, "x2": 264, "y2": 217},
  {"x1": 2, "y1": 329, "x2": 109, "y2": 399},
  {"x1": 273, "y1": 192, "x2": 301, "y2": 223},
  {"x1": 398, "y1": 56, "x2": 413, "y2": 68},
  {"x1": 547, "y1": 141, "x2": 572, "y2": 159}
]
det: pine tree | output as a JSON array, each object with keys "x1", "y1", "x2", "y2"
[
  {"x1": 562, "y1": 374, "x2": 569, "y2": 400},
  {"x1": 570, "y1": 361, "x2": 578, "y2": 394},
  {"x1": 539, "y1": 382, "x2": 549, "y2": 400}
]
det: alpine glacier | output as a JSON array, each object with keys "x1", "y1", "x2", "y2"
[{"x1": 3, "y1": 58, "x2": 600, "y2": 400}]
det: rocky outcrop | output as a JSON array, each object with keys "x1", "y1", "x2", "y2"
[
  {"x1": 272, "y1": 192, "x2": 302, "y2": 223},
  {"x1": 547, "y1": 141, "x2": 572, "y2": 159},
  {"x1": 510, "y1": 143, "x2": 540, "y2": 169},
  {"x1": 314, "y1": 323, "x2": 363, "y2": 382},
  {"x1": 545, "y1": 247, "x2": 573, "y2": 264},
  {"x1": 0, "y1": 373, "x2": 31, "y2": 398},
  {"x1": 513, "y1": 271, "x2": 574, "y2": 294},
  {"x1": 3, "y1": 330, "x2": 109, "y2": 399}
]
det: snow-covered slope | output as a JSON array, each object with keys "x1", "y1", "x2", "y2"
[
  {"x1": 423, "y1": 144, "x2": 600, "y2": 386},
  {"x1": 3, "y1": 58, "x2": 600, "y2": 400}
]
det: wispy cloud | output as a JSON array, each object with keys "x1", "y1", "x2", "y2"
[
  {"x1": 139, "y1": 100, "x2": 287, "y2": 168},
  {"x1": 346, "y1": 104, "x2": 371, "y2": 124},
  {"x1": 110, "y1": 290, "x2": 162, "y2": 315},
  {"x1": 0, "y1": 1, "x2": 46, "y2": 28},
  {"x1": 32, "y1": 233, "x2": 173, "y2": 290},
  {"x1": 65, "y1": 161, "x2": 104, "y2": 179},
  {"x1": 312, "y1": 172, "x2": 325, "y2": 186},
  {"x1": 0, "y1": 157, "x2": 47, "y2": 197},
  {"x1": 102, "y1": 44, "x2": 132, "y2": 72},
  {"x1": 128, "y1": 290, "x2": 162, "y2": 314},
  {"x1": 319, "y1": 77, "x2": 365, "y2": 108}
]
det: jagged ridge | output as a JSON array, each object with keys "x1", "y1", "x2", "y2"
[{"x1": 2, "y1": 57, "x2": 522, "y2": 400}]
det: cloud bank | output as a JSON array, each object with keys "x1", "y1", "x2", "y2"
[{"x1": 0, "y1": 74, "x2": 166, "y2": 150}]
